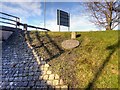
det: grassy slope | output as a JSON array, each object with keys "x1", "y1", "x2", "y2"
[{"x1": 28, "y1": 30, "x2": 119, "y2": 88}]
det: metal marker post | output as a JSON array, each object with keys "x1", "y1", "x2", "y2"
[
  {"x1": 17, "y1": 18, "x2": 20, "y2": 29},
  {"x1": 24, "y1": 24, "x2": 27, "y2": 31},
  {"x1": 118, "y1": 5, "x2": 120, "y2": 30},
  {"x1": 59, "y1": 10, "x2": 60, "y2": 32},
  {"x1": 16, "y1": 18, "x2": 17, "y2": 28},
  {"x1": 68, "y1": 13, "x2": 70, "y2": 32}
]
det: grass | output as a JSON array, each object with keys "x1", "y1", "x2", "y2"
[{"x1": 26, "y1": 30, "x2": 119, "y2": 89}]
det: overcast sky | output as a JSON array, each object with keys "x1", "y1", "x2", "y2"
[{"x1": 0, "y1": 1, "x2": 100, "y2": 31}]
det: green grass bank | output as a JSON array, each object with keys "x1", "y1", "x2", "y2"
[{"x1": 27, "y1": 30, "x2": 119, "y2": 88}]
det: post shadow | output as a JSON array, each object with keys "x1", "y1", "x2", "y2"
[
  {"x1": 29, "y1": 31, "x2": 64, "y2": 63},
  {"x1": 35, "y1": 31, "x2": 53, "y2": 57},
  {"x1": 86, "y1": 40, "x2": 119, "y2": 90},
  {"x1": 44, "y1": 32, "x2": 64, "y2": 62},
  {"x1": 24, "y1": 31, "x2": 33, "y2": 45},
  {"x1": 44, "y1": 32, "x2": 64, "y2": 53}
]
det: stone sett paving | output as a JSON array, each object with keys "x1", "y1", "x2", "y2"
[{"x1": 1, "y1": 31, "x2": 68, "y2": 89}]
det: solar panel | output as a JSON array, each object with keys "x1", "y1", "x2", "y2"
[{"x1": 57, "y1": 9, "x2": 70, "y2": 27}]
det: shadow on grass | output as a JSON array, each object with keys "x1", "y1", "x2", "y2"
[
  {"x1": 44, "y1": 32, "x2": 64, "y2": 62},
  {"x1": 26, "y1": 31, "x2": 64, "y2": 63},
  {"x1": 76, "y1": 34, "x2": 81, "y2": 38},
  {"x1": 26, "y1": 31, "x2": 33, "y2": 45},
  {"x1": 86, "y1": 40, "x2": 119, "y2": 90}
]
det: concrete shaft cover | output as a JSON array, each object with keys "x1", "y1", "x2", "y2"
[{"x1": 61, "y1": 39, "x2": 79, "y2": 49}]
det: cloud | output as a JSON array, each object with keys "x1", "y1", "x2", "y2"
[
  {"x1": 0, "y1": 2, "x2": 42, "y2": 23},
  {"x1": 1, "y1": 0, "x2": 42, "y2": 2},
  {"x1": 1, "y1": 0, "x2": 116, "y2": 2},
  {"x1": 45, "y1": 15, "x2": 97, "y2": 32},
  {"x1": 9, "y1": 2, "x2": 42, "y2": 16},
  {"x1": 0, "y1": 1, "x2": 98, "y2": 31},
  {"x1": 43, "y1": 5, "x2": 97, "y2": 32},
  {"x1": 70, "y1": 15, "x2": 97, "y2": 31}
]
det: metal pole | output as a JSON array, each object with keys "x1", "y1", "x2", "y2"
[
  {"x1": 17, "y1": 18, "x2": 20, "y2": 29},
  {"x1": 16, "y1": 18, "x2": 17, "y2": 28},
  {"x1": 44, "y1": 0, "x2": 46, "y2": 28},
  {"x1": 24, "y1": 24, "x2": 27, "y2": 31},
  {"x1": 68, "y1": 13, "x2": 70, "y2": 32},
  {"x1": 118, "y1": 10, "x2": 120, "y2": 30},
  {"x1": 59, "y1": 10, "x2": 60, "y2": 32}
]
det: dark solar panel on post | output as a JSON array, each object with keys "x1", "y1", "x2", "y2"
[{"x1": 57, "y1": 9, "x2": 70, "y2": 27}]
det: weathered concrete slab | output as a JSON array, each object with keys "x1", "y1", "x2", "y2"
[
  {"x1": 0, "y1": 30, "x2": 13, "y2": 41},
  {"x1": 0, "y1": 25, "x2": 21, "y2": 32},
  {"x1": 0, "y1": 25, "x2": 22, "y2": 41}
]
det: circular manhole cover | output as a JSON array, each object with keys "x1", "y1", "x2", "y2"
[{"x1": 61, "y1": 39, "x2": 79, "y2": 49}]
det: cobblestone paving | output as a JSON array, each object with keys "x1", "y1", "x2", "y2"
[
  {"x1": 25, "y1": 31, "x2": 68, "y2": 89},
  {"x1": 1, "y1": 31, "x2": 67, "y2": 89}
]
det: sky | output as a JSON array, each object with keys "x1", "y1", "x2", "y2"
[{"x1": 0, "y1": 1, "x2": 104, "y2": 31}]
